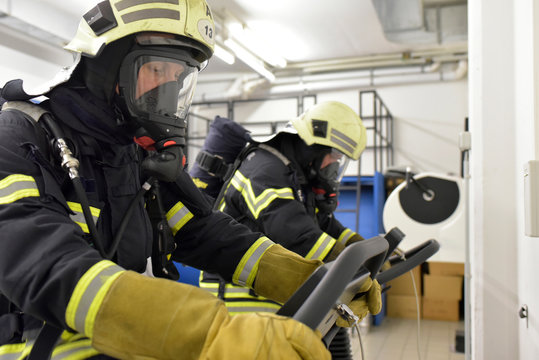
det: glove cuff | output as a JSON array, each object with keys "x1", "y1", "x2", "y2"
[
  {"x1": 345, "y1": 233, "x2": 364, "y2": 246},
  {"x1": 92, "y1": 271, "x2": 227, "y2": 360},
  {"x1": 254, "y1": 244, "x2": 322, "y2": 304}
]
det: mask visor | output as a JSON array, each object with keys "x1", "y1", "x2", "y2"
[
  {"x1": 133, "y1": 55, "x2": 198, "y2": 121},
  {"x1": 318, "y1": 148, "x2": 350, "y2": 184}
]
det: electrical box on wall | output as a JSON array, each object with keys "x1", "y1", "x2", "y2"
[{"x1": 524, "y1": 160, "x2": 539, "y2": 237}]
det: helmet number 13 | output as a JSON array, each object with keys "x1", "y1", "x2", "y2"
[{"x1": 204, "y1": 25, "x2": 213, "y2": 39}]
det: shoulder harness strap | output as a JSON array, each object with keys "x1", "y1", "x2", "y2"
[
  {"x1": 1, "y1": 101, "x2": 53, "y2": 161},
  {"x1": 257, "y1": 143, "x2": 291, "y2": 166}
]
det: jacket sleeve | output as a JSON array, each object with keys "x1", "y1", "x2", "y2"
[
  {"x1": 221, "y1": 153, "x2": 340, "y2": 261},
  {"x1": 0, "y1": 112, "x2": 114, "y2": 331},
  {"x1": 159, "y1": 179, "x2": 274, "y2": 287}
]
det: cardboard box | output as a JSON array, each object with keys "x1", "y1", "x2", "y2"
[
  {"x1": 423, "y1": 274, "x2": 463, "y2": 300},
  {"x1": 387, "y1": 294, "x2": 422, "y2": 319},
  {"x1": 427, "y1": 261, "x2": 465, "y2": 276},
  {"x1": 386, "y1": 265, "x2": 422, "y2": 296},
  {"x1": 422, "y1": 297, "x2": 460, "y2": 321}
]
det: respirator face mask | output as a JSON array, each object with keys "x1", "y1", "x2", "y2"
[
  {"x1": 118, "y1": 34, "x2": 204, "y2": 151},
  {"x1": 311, "y1": 148, "x2": 350, "y2": 213}
]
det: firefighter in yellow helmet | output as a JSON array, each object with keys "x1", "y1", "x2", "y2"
[
  {"x1": 199, "y1": 101, "x2": 381, "y2": 358},
  {"x1": 0, "y1": 1, "x2": 333, "y2": 359}
]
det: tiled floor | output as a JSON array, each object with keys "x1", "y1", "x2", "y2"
[{"x1": 348, "y1": 317, "x2": 465, "y2": 360}]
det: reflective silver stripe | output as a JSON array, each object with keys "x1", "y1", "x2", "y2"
[
  {"x1": 52, "y1": 339, "x2": 99, "y2": 360},
  {"x1": 231, "y1": 172, "x2": 294, "y2": 219},
  {"x1": 222, "y1": 287, "x2": 252, "y2": 294},
  {"x1": 233, "y1": 237, "x2": 274, "y2": 287},
  {"x1": 331, "y1": 128, "x2": 358, "y2": 147},
  {"x1": 67, "y1": 202, "x2": 100, "y2": 234},
  {"x1": 200, "y1": 282, "x2": 263, "y2": 297},
  {"x1": 0, "y1": 330, "x2": 37, "y2": 360},
  {"x1": 330, "y1": 135, "x2": 355, "y2": 155},
  {"x1": 338, "y1": 229, "x2": 354, "y2": 245},
  {"x1": 227, "y1": 305, "x2": 279, "y2": 314},
  {"x1": 115, "y1": 0, "x2": 178, "y2": 12},
  {"x1": 306, "y1": 233, "x2": 336, "y2": 260},
  {"x1": 121, "y1": 8, "x2": 179, "y2": 23},
  {"x1": 66, "y1": 261, "x2": 125, "y2": 336},
  {"x1": 0, "y1": 349, "x2": 25, "y2": 360},
  {"x1": 0, "y1": 174, "x2": 39, "y2": 204},
  {"x1": 0, "y1": 180, "x2": 37, "y2": 198},
  {"x1": 166, "y1": 201, "x2": 193, "y2": 235},
  {"x1": 73, "y1": 265, "x2": 123, "y2": 333}
]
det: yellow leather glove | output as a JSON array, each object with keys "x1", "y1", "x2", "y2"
[
  {"x1": 324, "y1": 233, "x2": 364, "y2": 262},
  {"x1": 254, "y1": 244, "x2": 323, "y2": 304},
  {"x1": 92, "y1": 271, "x2": 330, "y2": 360},
  {"x1": 335, "y1": 277, "x2": 382, "y2": 327},
  {"x1": 345, "y1": 233, "x2": 365, "y2": 246},
  {"x1": 253, "y1": 244, "x2": 382, "y2": 328}
]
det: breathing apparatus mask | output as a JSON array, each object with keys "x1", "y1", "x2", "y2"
[
  {"x1": 117, "y1": 34, "x2": 206, "y2": 152},
  {"x1": 310, "y1": 148, "x2": 350, "y2": 213},
  {"x1": 114, "y1": 34, "x2": 208, "y2": 181}
]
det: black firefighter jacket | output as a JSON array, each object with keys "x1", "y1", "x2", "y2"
[
  {"x1": 199, "y1": 145, "x2": 359, "y2": 314},
  {"x1": 0, "y1": 86, "x2": 268, "y2": 357},
  {"x1": 220, "y1": 145, "x2": 358, "y2": 261}
]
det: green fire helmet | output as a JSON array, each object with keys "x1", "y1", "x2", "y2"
[
  {"x1": 64, "y1": 0, "x2": 215, "y2": 61},
  {"x1": 291, "y1": 101, "x2": 367, "y2": 160}
]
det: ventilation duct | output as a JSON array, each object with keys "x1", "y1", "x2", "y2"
[{"x1": 372, "y1": 0, "x2": 467, "y2": 44}]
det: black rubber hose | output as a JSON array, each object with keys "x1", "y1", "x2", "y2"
[{"x1": 72, "y1": 176, "x2": 107, "y2": 257}]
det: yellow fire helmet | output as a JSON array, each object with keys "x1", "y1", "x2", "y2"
[
  {"x1": 65, "y1": 0, "x2": 215, "y2": 61},
  {"x1": 291, "y1": 101, "x2": 367, "y2": 160}
]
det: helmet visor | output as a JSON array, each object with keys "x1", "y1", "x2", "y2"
[
  {"x1": 133, "y1": 55, "x2": 199, "y2": 121},
  {"x1": 318, "y1": 148, "x2": 350, "y2": 183}
]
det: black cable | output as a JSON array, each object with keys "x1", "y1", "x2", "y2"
[{"x1": 105, "y1": 177, "x2": 154, "y2": 259}]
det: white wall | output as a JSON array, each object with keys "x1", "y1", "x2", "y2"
[
  {"x1": 377, "y1": 81, "x2": 468, "y2": 176},
  {"x1": 514, "y1": 0, "x2": 539, "y2": 359},
  {"x1": 192, "y1": 80, "x2": 468, "y2": 177},
  {"x1": 468, "y1": 0, "x2": 522, "y2": 358}
]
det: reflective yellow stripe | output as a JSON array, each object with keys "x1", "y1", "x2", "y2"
[
  {"x1": 229, "y1": 171, "x2": 294, "y2": 219},
  {"x1": 226, "y1": 302, "x2": 281, "y2": 315},
  {"x1": 192, "y1": 177, "x2": 208, "y2": 189},
  {"x1": 0, "y1": 342, "x2": 29, "y2": 360},
  {"x1": 200, "y1": 279, "x2": 281, "y2": 314},
  {"x1": 67, "y1": 202, "x2": 101, "y2": 234},
  {"x1": 0, "y1": 332, "x2": 101, "y2": 360},
  {"x1": 166, "y1": 201, "x2": 194, "y2": 235},
  {"x1": 51, "y1": 338, "x2": 100, "y2": 360},
  {"x1": 200, "y1": 281, "x2": 258, "y2": 298},
  {"x1": 232, "y1": 237, "x2": 274, "y2": 287},
  {"x1": 337, "y1": 229, "x2": 355, "y2": 245},
  {"x1": 305, "y1": 233, "x2": 337, "y2": 260},
  {"x1": 65, "y1": 260, "x2": 125, "y2": 337},
  {"x1": 0, "y1": 174, "x2": 40, "y2": 204}
]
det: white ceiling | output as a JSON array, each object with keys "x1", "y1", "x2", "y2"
[
  {"x1": 204, "y1": 0, "x2": 467, "y2": 76},
  {"x1": 0, "y1": 0, "x2": 467, "y2": 83}
]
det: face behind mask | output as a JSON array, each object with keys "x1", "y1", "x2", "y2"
[
  {"x1": 116, "y1": 36, "x2": 202, "y2": 151},
  {"x1": 310, "y1": 149, "x2": 349, "y2": 213}
]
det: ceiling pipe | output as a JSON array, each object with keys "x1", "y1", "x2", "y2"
[
  {"x1": 283, "y1": 45, "x2": 467, "y2": 71},
  {"x1": 194, "y1": 58, "x2": 468, "y2": 102},
  {"x1": 441, "y1": 59, "x2": 468, "y2": 81}
]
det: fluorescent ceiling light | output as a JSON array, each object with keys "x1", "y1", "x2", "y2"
[
  {"x1": 224, "y1": 39, "x2": 275, "y2": 82},
  {"x1": 227, "y1": 22, "x2": 287, "y2": 68},
  {"x1": 214, "y1": 44, "x2": 235, "y2": 65}
]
